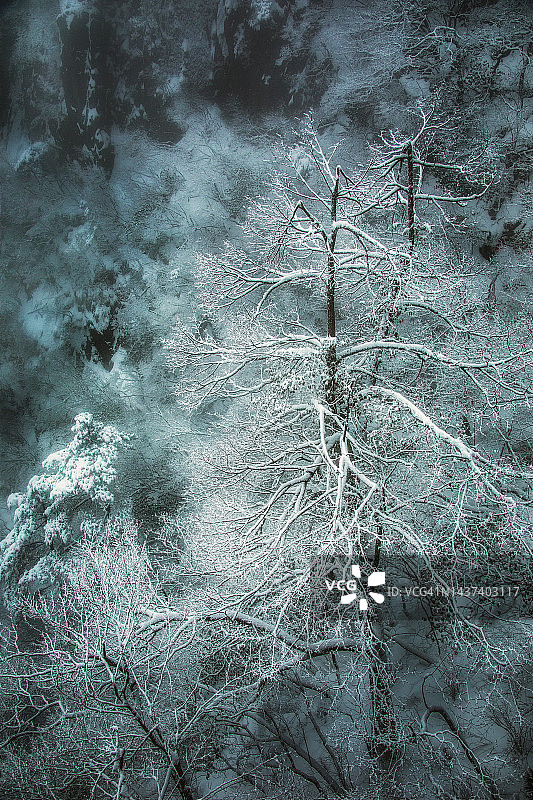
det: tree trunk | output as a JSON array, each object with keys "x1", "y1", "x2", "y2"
[
  {"x1": 325, "y1": 168, "x2": 340, "y2": 411},
  {"x1": 367, "y1": 617, "x2": 397, "y2": 766},
  {"x1": 405, "y1": 140, "x2": 415, "y2": 249}
]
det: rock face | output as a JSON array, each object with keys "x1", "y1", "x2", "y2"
[
  {"x1": 210, "y1": 0, "x2": 333, "y2": 108},
  {"x1": 57, "y1": 2, "x2": 114, "y2": 172}
]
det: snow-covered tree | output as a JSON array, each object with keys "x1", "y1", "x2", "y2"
[
  {"x1": 0, "y1": 413, "x2": 129, "y2": 601},
  {"x1": 161, "y1": 118, "x2": 533, "y2": 795}
]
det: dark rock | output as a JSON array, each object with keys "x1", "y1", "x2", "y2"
[
  {"x1": 56, "y1": 3, "x2": 114, "y2": 173},
  {"x1": 210, "y1": 0, "x2": 332, "y2": 109},
  {"x1": 85, "y1": 317, "x2": 118, "y2": 370},
  {"x1": 479, "y1": 240, "x2": 498, "y2": 260}
]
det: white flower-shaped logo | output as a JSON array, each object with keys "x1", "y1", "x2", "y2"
[{"x1": 340, "y1": 565, "x2": 386, "y2": 610}]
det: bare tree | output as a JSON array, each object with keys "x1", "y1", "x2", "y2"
[
  {"x1": 162, "y1": 115, "x2": 533, "y2": 795},
  {"x1": 0, "y1": 516, "x2": 209, "y2": 800},
  {"x1": 3, "y1": 117, "x2": 533, "y2": 800}
]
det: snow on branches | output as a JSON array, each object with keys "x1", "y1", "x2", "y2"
[{"x1": 166, "y1": 117, "x2": 533, "y2": 633}]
